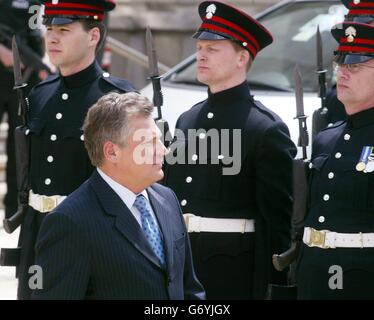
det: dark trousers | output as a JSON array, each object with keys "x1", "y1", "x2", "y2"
[
  {"x1": 17, "y1": 207, "x2": 46, "y2": 300},
  {"x1": 297, "y1": 247, "x2": 374, "y2": 299},
  {"x1": 189, "y1": 232, "x2": 255, "y2": 299}
]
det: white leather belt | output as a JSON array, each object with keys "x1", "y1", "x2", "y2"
[
  {"x1": 183, "y1": 214, "x2": 255, "y2": 233},
  {"x1": 303, "y1": 227, "x2": 374, "y2": 249},
  {"x1": 29, "y1": 190, "x2": 67, "y2": 213}
]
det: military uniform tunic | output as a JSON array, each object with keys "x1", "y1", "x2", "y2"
[
  {"x1": 298, "y1": 107, "x2": 374, "y2": 299},
  {"x1": 164, "y1": 81, "x2": 296, "y2": 299},
  {"x1": 17, "y1": 61, "x2": 135, "y2": 299}
]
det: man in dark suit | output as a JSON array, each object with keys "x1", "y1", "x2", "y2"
[
  {"x1": 297, "y1": 22, "x2": 374, "y2": 299},
  {"x1": 32, "y1": 92, "x2": 205, "y2": 300},
  {"x1": 163, "y1": 1, "x2": 296, "y2": 299}
]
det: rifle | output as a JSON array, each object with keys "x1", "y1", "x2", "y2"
[
  {"x1": 312, "y1": 26, "x2": 329, "y2": 140},
  {"x1": 272, "y1": 65, "x2": 309, "y2": 272},
  {"x1": 0, "y1": 23, "x2": 51, "y2": 76},
  {"x1": 145, "y1": 26, "x2": 172, "y2": 148},
  {"x1": 2, "y1": 36, "x2": 31, "y2": 234}
]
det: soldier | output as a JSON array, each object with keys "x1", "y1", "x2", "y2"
[
  {"x1": 16, "y1": 0, "x2": 135, "y2": 299},
  {"x1": 0, "y1": 0, "x2": 45, "y2": 219},
  {"x1": 297, "y1": 22, "x2": 374, "y2": 299},
  {"x1": 163, "y1": 1, "x2": 296, "y2": 299},
  {"x1": 322, "y1": 0, "x2": 374, "y2": 129}
]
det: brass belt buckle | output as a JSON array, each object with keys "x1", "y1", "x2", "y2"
[
  {"x1": 308, "y1": 228, "x2": 329, "y2": 249},
  {"x1": 41, "y1": 196, "x2": 57, "y2": 213}
]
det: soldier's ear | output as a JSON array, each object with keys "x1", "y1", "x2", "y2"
[
  {"x1": 237, "y1": 49, "x2": 250, "y2": 69},
  {"x1": 89, "y1": 27, "x2": 100, "y2": 47}
]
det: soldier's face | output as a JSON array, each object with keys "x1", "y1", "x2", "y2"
[
  {"x1": 336, "y1": 58, "x2": 374, "y2": 115},
  {"x1": 196, "y1": 40, "x2": 249, "y2": 92},
  {"x1": 110, "y1": 116, "x2": 168, "y2": 193},
  {"x1": 45, "y1": 21, "x2": 99, "y2": 74}
]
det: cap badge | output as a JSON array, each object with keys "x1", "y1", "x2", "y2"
[
  {"x1": 206, "y1": 4, "x2": 217, "y2": 19},
  {"x1": 345, "y1": 26, "x2": 357, "y2": 42}
]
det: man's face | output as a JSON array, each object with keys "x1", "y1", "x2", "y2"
[
  {"x1": 196, "y1": 39, "x2": 246, "y2": 91},
  {"x1": 45, "y1": 21, "x2": 96, "y2": 70},
  {"x1": 336, "y1": 58, "x2": 374, "y2": 114},
  {"x1": 114, "y1": 116, "x2": 168, "y2": 191}
]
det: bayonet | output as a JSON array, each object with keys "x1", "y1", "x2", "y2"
[
  {"x1": 316, "y1": 26, "x2": 327, "y2": 111},
  {"x1": 294, "y1": 65, "x2": 308, "y2": 160},
  {"x1": 146, "y1": 26, "x2": 163, "y2": 119},
  {"x1": 12, "y1": 36, "x2": 28, "y2": 123}
]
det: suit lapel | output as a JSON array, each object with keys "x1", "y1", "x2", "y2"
[
  {"x1": 147, "y1": 186, "x2": 174, "y2": 272},
  {"x1": 89, "y1": 170, "x2": 162, "y2": 269}
]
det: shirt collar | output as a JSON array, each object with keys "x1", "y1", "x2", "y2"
[
  {"x1": 97, "y1": 168, "x2": 149, "y2": 210},
  {"x1": 61, "y1": 60, "x2": 103, "y2": 89},
  {"x1": 347, "y1": 107, "x2": 374, "y2": 129}
]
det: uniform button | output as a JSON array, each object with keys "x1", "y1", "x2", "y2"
[
  {"x1": 199, "y1": 132, "x2": 206, "y2": 139},
  {"x1": 344, "y1": 134, "x2": 350, "y2": 141},
  {"x1": 45, "y1": 178, "x2": 51, "y2": 185},
  {"x1": 335, "y1": 152, "x2": 342, "y2": 159},
  {"x1": 309, "y1": 163, "x2": 313, "y2": 169},
  {"x1": 103, "y1": 72, "x2": 110, "y2": 78},
  {"x1": 207, "y1": 112, "x2": 214, "y2": 119},
  {"x1": 25, "y1": 129, "x2": 30, "y2": 136},
  {"x1": 56, "y1": 113, "x2": 63, "y2": 120},
  {"x1": 47, "y1": 156, "x2": 54, "y2": 163},
  {"x1": 323, "y1": 194, "x2": 330, "y2": 201},
  {"x1": 61, "y1": 93, "x2": 69, "y2": 100},
  {"x1": 318, "y1": 216, "x2": 325, "y2": 223},
  {"x1": 327, "y1": 123, "x2": 334, "y2": 127},
  {"x1": 218, "y1": 154, "x2": 224, "y2": 160},
  {"x1": 50, "y1": 134, "x2": 57, "y2": 141},
  {"x1": 181, "y1": 199, "x2": 187, "y2": 206},
  {"x1": 191, "y1": 154, "x2": 198, "y2": 161},
  {"x1": 328, "y1": 172, "x2": 334, "y2": 179},
  {"x1": 186, "y1": 177, "x2": 192, "y2": 183},
  {"x1": 80, "y1": 134, "x2": 84, "y2": 141}
]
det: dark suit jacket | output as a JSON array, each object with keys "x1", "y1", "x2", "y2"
[{"x1": 32, "y1": 170, "x2": 205, "y2": 300}]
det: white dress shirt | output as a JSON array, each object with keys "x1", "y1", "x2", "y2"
[{"x1": 97, "y1": 168, "x2": 158, "y2": 227}]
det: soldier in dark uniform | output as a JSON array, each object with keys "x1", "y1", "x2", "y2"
[
  {"x1": 0, "y1": 0, "x2": 44, "y2": 219},
  {"x1": 16, "y1": 0, "x2": 135, "y2": 300},
  {"x1": 323, "y1": 0, "x2": 374, "y2": 129},
  {"x1": 163, "y1": 1, "x2": 296, "y2": 299},
  {"x1": 297, "y1": 22, "x2": 374, "y2": 299}
]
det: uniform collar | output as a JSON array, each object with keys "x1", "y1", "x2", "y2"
[
  {"x1": 207, "y1": 81, "x2": 251, "y2": 108},
  {"x1": 347, "y1": 107, "x2": 374, "y2": 129},
  {"x1": 61, "y1": 60, "x2": 103, "y2": 89}
]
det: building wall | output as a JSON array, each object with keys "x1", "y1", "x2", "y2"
[{"x1": 107, "y1": 0, "x2": 282, "y2": 89}]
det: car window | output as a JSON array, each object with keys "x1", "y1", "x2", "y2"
[{"x1": 166, "y1": 1, "x2": 347, "y2": 92}]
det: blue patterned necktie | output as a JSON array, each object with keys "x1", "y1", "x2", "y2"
[{"x1": 133, "y1": 194, "x2": 166, "y2": 266}]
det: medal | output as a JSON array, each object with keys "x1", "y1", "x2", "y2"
[
  {"x1": 365, "y1": 161, "x2": 374, "y2": 173},
  {"x1": 356, "y1": 146, "x2": 372, "y2": 172},
  {"x1": 356, "y1": 162, "x2": 366, "y2": 171}
]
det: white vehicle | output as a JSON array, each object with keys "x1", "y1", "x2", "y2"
[{"x1": 141, "y1": 0, "x2": 347, "y2": 158}]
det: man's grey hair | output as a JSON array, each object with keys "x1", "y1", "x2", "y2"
[{"x1": 83, "y1": 92, "x2": 154, "y2": 167}]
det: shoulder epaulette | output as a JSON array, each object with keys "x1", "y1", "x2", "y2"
[
  {"x1": 252, "y1": 98, "x2": 277, "y2": 121},
  {"x1": 101, "y1": 75, "x2": 136, "y2": 93},
  {"x1": 320, "y1": 120, "x2": 346, "y2": 132},
  {"x1": 33, "y1": 74, "x2": 59, "y2": 89}
]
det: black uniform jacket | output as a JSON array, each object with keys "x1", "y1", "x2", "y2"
[
  {"x1": 164, "y1": 81, "x2": 296, "y2": 298},
  {"x1": 27, "y1": 61, "x2": 135, "y2": 196},
  {"x1": 299, "y1": 108, "x2": 374, "y2": 290}
]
